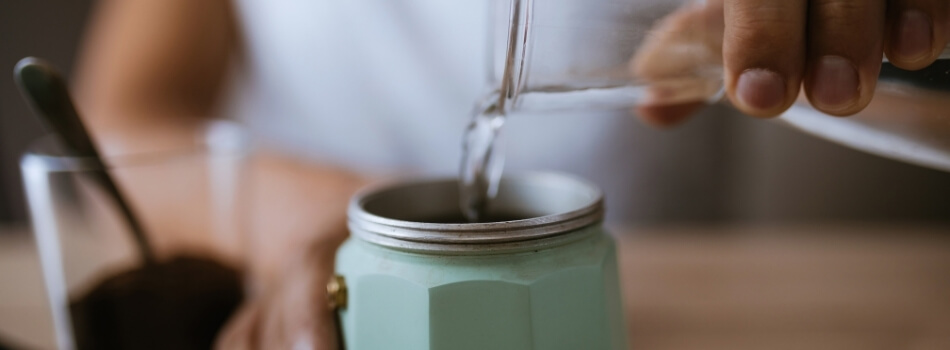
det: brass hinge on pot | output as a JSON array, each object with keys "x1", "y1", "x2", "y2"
[
  {"x1": 327, "y1": 274, "x2": 348, "y2": 350},
  {"x1": 327, "y1": 274, "x2": 347, "y2": 310}
]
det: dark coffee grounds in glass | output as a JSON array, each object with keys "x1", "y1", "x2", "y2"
[{"x1": 68, "y1": 256, "x2": 243, "y2": 350}]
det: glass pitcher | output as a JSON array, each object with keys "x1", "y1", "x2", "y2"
[
  {"x1": 489, "y1": 0, "x2": 950, "y2": 172},
  {"x1": 488, "y1": 0, "x2": 725, "y2": 112}
]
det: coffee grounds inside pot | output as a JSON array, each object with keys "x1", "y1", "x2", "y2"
[{"x1": 68, "y1": 255, "x2": 243, "y2": 350}]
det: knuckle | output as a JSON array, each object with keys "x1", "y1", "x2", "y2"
[
  {"x1": 728, "y1": 23, "x2": 787, "y2": 51},
  {"x1": 727, "y1": 23, "x2": 801, "y2": 57},
  {"x1": 811, "y1": 0, "x2": 867, "y2": 29},
  {"x1": 809, "y1": 0, "x2": 885, "y2": 55},
  {"x1": 727, "y1": 4, "x2": 804, "y2": 50},
  {"x1": 811, "y1": 0, "x2": 865, "y2": 15}
]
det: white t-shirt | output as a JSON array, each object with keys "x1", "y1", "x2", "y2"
[{"x1": 226, "y1": 0, "x2": 493, "y2": 173}]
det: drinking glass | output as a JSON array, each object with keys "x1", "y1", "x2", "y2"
[{"x1": 20, "y1": 120, "x2": 250, "y2": 350}]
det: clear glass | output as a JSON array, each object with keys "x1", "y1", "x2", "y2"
[
  {"x1": 20, "y1": 120, "x2": 250, "y2": 350},
  {"x1": 781, "y1": 62, "x2": 950, "y2": 172},
  {"x1": 492, "y1": 0, "x2": 950, "y2": 172},
  {"x1": 489, "y1": 0, "x2": 724, "y2": 113}
]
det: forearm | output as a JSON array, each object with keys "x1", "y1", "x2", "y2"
[
  {"x1": 74, "y1": 0, "x2": 235, "y2": 155},
  {"x1": 74, "y1": 0, "x2": 366, "y2": 282}
]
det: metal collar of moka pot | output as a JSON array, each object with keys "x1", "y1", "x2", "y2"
[{"x1": 347, "y1": 172, "x2": 605, "y2": 255}]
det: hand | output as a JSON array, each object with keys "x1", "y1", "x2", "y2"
[
  {"x1": 633, "y1": 0, "x2": 949, "y2": 126},
  {"x1": 214, "y1": 154, "x2": 366, "y2": 349},
  {"x1": 215, "y1": 242, "x2": 341, "y2": 350}
]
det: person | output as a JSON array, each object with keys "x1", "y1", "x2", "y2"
[{"x1": 73, "y1": 0, "x2": 949, "y2": 348}]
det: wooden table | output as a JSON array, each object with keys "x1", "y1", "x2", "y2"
[
  {"x1": 618, "y1": 225, "x2": 950, "y2": 350},
  {"x1": 0, "y1": 225, "x2": 54, "y2": 349},
  {"x1": 2, "y1": 224, "x2": 950, "y2": 349}
]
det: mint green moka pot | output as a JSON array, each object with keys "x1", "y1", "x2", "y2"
[{"x1": 332, "y1": 173, "x2": 628, "y2": 350}]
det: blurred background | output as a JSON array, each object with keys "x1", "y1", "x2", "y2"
[
  {"x1": 4, "y1": 2, "x2": 950, "y2": 227},
  {"x1": 1, "y1": 1, "x2": 92, "y2": 224},
  {"x1": 2, "y1": 1, "x2": 950, "y2": 349}
]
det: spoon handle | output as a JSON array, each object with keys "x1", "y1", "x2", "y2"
[{"x1": 15, "y1": 57, "x2": 156, "y2": 264}]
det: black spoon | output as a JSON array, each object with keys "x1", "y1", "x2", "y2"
[{"x1": 14, "y1": 57, "x2": 155, "y2": 265}]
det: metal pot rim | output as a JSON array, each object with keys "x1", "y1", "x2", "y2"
[{"x1": 347, "y1": 172, "x2": 604, "y2": 254}]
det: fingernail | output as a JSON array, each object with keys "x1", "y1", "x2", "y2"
[
  {"x1": 896, "y1": 10, "x2": 933, "y2": 62},
  {"x1": 811, "y1": 55, "x2": 859, "y2": 111},
  {"x1": 736, "y1": 69, "x2": 786, "y2": 112}
]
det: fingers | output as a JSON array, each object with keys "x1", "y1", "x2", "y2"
[
  {"x1": 884, "y1": 0, "x2": 950, "y2": 70},
  {"x1": 629, "y1": 0, "x2": 725, "y2": 126},
  {"x1": 215, "y1": 293, "x2": 330, "y2": 350},
  {"x1": 803, "y1": 0, "x2": 888, "y2": 116},
  {"x1": 647, "y1": 0, "x2": 943, "y2": 125},
  {"x1": 215, "y1": 257, "x2": 340, "y2": 350},
  {"x1": 724, "y1": 0, "x2": 808, "y2": 117},
  {"x1": 257, "y1": 266, "x2": 336, "y2": 350}
]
